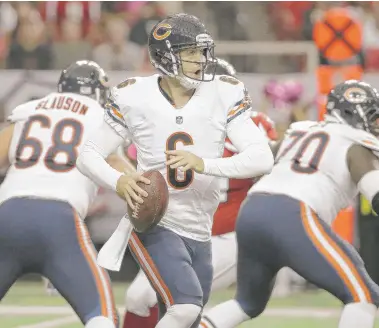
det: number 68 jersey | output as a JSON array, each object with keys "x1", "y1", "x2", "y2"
[
  {"x1": 251, "y1": 120, "x2": 379, "y2": 224},
  {"x1": 0, "y1": 93, "x2": 104, "y2": 219}
]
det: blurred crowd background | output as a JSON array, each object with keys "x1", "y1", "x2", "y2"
[
  {"x1": 1, "y1": 2, "x2": 378, "y2": 135},
  {"x1": 0, "y1": 1, "x2": 379, "y2": 72},
  {"x1": 0, "y1": 1, "x2": 355, "y2": 135}
]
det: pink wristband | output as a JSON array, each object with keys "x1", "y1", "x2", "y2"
[{"x1": 127, "y1": 144, "x2": 137, "y2": 161}]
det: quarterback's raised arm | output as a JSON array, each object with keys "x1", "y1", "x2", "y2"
[
  {"x1": 347, "y1": 144, "x2": 379, "y2": 214},
  {"x1": 203, "y1": 87, "x2": 274, "y2": 179}
]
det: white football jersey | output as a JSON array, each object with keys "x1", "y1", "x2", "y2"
[
  {"x1": 105, "y1": 74, "x2": 251, "y2": 241},
  {"x1": 252, "y1": 120, "x2": 379, "y2": 224},
  {"x1": 0, "y1": 92, "x2": 105, "y2": 218}
]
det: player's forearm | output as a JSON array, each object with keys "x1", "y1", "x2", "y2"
[
  {"x1": 348, "y1": 144, "x2": 379, "y2": 214},
  {"x1": 77, "y1": 141, "x2": 123, "y2": 191},
  {"x1": 203, "y1": 142, "x2": 274, "y2": 179},
  {"x1": 77, "y1": 122, "x2": 124, "y2": 191},
  {"x1": 106, "y1": 152, "x2": 136, "y2": 173},
  {"x1": 0, "y1": 124, "x2": 14, "y2": 169}
]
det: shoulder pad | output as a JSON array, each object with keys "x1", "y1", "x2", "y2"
[
  {"x1": 346, "y1": 128, "x2": 379, "y2": 153},
  {"x1": 107, "y1": 77, "x2": 146, "y2": 114},
  {"x1": 287, "y1": 120, "x2": 318, "y2": 132},
  {"x1": 111, "y1": 76, "x2": 148, "y2": 103},
  {"x1": 7, "y1": 100, "x2": 39, "y2": 123},
  {"x1": 218, "y1": 75, "x2": 242, "y2": 86},
  {"x1": 116, "y1": 78, "x2": 137, "y2": 89}
]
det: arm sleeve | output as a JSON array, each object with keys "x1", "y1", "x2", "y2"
[
  {"x1": 357, "y1": 170, "x2": 379, "y2": 203},
  {"x1": 203, "y1": 113, "x2": 274, "y2": 178},
  {"x1": 76, "y1": 120, "x2": 126, "y2": 191},
  {"x1": 358, "y1": 170, "x2": 379, "y2": 215},
  {"x1": 348, "y1": 143, "x2": 379, "y2": 214},
  {"x1": 203, "y1": 85, "x2": 274, "y2": 178},
  {"x1": 7, "y1": 103, "x2": 34, "y2": 123},
  {"x1": 103, "y1": 87, "x2": 130, "y2": 140}
]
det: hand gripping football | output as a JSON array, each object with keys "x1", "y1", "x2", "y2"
[{"x1": 127, "y1": 171, "x2": 169, "y2": 232}]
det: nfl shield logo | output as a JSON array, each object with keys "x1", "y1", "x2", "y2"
[{"x1": 176, "y1": 116, "x2": 183, "y2": 124}]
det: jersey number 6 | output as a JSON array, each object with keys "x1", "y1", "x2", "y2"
[
  {"x1": 166, "y1": 132, "x2": 194, "y2": 189},
  {"x1": 15, "y1": 115, "x2": 83, "y2": 172}
]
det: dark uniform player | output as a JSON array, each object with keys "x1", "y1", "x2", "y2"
[{"x1": 203, "y1": 81, "x2": 379, "y2": 328}]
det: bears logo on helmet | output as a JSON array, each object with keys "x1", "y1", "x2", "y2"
[
  {"x1": 327, "y1": 80, "x2": 379, "y2": 135},
  {"x1": 343, "y1": 87, "x2": 368, "y2": 104},
  {"x1": 153, "y1": 23, "x2": 172, "y2": 41}
]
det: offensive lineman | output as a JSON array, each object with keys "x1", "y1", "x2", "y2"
[
  {"x1": 0, "y1": 61, "x2": 118, "y2": 328},
  {"x1": 202, "y1": 80, "x2": 379, "y2": 328},
  {"x1": 77, "y1": 14, "x2": 273, "y2": 328},
  {"x1": 121, "y1": 58, "x2": 278, "y2": 328}
]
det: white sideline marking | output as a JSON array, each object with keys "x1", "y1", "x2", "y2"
[
  {"x1": 0, "y1": 305, "x2": 345, "y2": 317},
  {"x1": 17, "y1": 316, "x2": 77, "y2": 328},
  {"x1": 2, "y1": 305, "x2": 378, "y2": 328}
]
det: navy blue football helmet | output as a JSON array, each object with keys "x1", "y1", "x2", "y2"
[
  {"x1": 58, "y1": 60, "x2": 109, "y2": 105},
  {"x1": 326, "y1": 80, "x2": 379, "y2": 136},
  {"x1": 148, "y1": 13, "x2": 217, "y2": 89}
]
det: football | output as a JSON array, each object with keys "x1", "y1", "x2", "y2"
[{"x1": 127, "y1": 170, "x2": 169, "y2": 233}]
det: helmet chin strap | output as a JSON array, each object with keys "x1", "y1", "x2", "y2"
[
  {"x1": 165, "y1": 40, "x2": 202, "y2": 90},
  {"x1": 176, "y1": 74, "x2": 201, "y2": 90}
]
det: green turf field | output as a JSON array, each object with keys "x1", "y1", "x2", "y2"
[{"x1": 0, "y1": 281, "x2": 376, "y2": 327}]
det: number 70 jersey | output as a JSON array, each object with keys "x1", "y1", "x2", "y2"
[
  {"x1": 0, "y1": 92, "x2": 104, "y2": 218},
  {"x1": 251, "y1": 120, "x2": 379, "y2": 224}
]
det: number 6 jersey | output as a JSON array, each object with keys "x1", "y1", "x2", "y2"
[
  {"x1": 104, "y1": 74, "x2": 254, "y2": 241},
  {"x1": 251, "y1": 120, "x2": 379, "y2": 224},
  {"x1": 0, "y1": 93, "x2": 104, "y2": 219}
]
